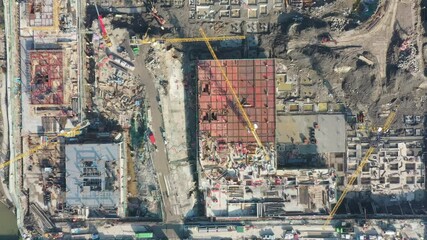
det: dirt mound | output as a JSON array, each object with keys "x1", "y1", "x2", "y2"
[
  {"x1": 293, "y1": 44, "x2": 381, "y2": 113},
  {"x1": 341, "y1": 67, "x2": 378, "y2": 105}
]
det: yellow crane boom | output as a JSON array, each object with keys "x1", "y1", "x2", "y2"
[
  {"x1": 199, "y1": 28, "x2": 265, "y2": 152},
  {"x1": 130, "y1": 35, "x2": 246, "y2": 45},
  {"x1": 323, "y1": 110, "x2": 396, "y2": 227},
  {"x1": 0, "y1": 120, "x2": 90, "y2": 170}
]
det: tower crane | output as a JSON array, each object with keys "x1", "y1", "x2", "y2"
[
  {"x1": 199, "y1": 28, "x2": 269, "y2": 159},
  {"x1": 0, "y1": 120, "x2": 90, "y2": 170},
  {"x1": 130, "y1": 35, "x2": 246, "y2": 45},
  {"x1": 323, "y1": 110, "x2": 397, "y2": 228},
  {"x1": 94, "y1": 4, "x2": 112, "y2": 48}
]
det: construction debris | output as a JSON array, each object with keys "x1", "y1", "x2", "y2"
[{"x1": 398, "y1": 39, "x2": 419, "y2": 73}]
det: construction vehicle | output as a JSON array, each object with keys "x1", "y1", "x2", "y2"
[
  {"x1": 199, "y1": 28, "x2": 269, "y2": 160},
  {"x1": 321, "y1": 33, "x2": 337, "y2": 45},
  {"x1": 130, "y1": 28, "x2": 151, "y2": 55},
  {"x1": 148, "y1": 131, "x2": 156, "y2": 145},
  {"x1": 0, "y1": 120, "x2": 90, "y2": 170},
  {"x1": 323, "y1": 110, "x2": 396, "y2": 228},
  {"x1": 151, "y1": 6, "x2": 166, "y2": 29},
  {"x1": 144, "y1": 0, "x2": 166, "y2": 29},
  {"x1": 132, "y1": 45, "x2": 140, "y2": 56},
  {"x1": 130, "y1": 39, "x2": 140, "y2": 56},
  {"x1": 94, "y1": 4, "x2": 112, "y2": 47}
]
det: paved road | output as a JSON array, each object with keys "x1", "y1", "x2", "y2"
[
  {"x1": 0, "y1": 72, "x2": 12, "y2": 203},
  {"x1": 4, "y1": 0, "x2": 24, "y2": 235},
  {"x1": 133, "y1": 47, "x2": 181, "y2": 224}
]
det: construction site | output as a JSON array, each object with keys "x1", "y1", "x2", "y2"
[
  {"x1": 27, "y1": 0, "x2": 59, "y2": 29},
  {"x1": 335, "y1": 114, "x2": 427, "y2": 217},
  {"x1": 197, "y1": 59, "x2": 278, "y2": 218},
  {"x1": 9, "y1": 0, "x2": 139, "y2": 237},
  {"x1": 19, "y1": 0, "x2": 81, "y2": 135},
  {"x1": 3, "y1": 0, "x2": 427, "y2": 238},
  {"x1": 64, "y1": 143, "x2": 126, "y2": 217}
]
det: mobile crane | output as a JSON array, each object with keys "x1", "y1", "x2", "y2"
[
  {"x1": 0, "y1": 120, "x2": 90, "y2": 170},
  {"x1": 199, "y1": 28, "x2": 269, "y2": 160},
  {"x1": 94, "y1": 4, "x2": 112, "y2": 47},
  {"x1": 323, "y1": 110, "x2": 396, "y2": 228}
]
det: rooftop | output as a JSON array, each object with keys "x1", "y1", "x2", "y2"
[
  {"x1": 276, "y1": 114, "x2": 346, "y2": 153},
  {"x1": 27, "y1": 0, "x2": 58, "y2": 28},
  {"x1": 65, "y1": 143, "x2": 121, "y2": 208},
  {"x1": 29, "y1": 50, "x2": 64, "y2": 105},
  {"x1": 198, "y1": 59, "x2": 276, "y2": 147}
]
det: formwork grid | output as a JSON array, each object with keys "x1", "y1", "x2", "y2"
[
  {"x1": 198, "y1": 59, "x2": 276, "y2": 149},
  {"x1": 29, "y1": 50, "x2": 64, "y2": 105},
  {"x1": 27, "y1": 0, "x2": 60, "y2": 31}
]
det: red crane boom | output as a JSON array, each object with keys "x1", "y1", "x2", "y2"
[{"x1": 94, "y1": 4, "x2": 112, "y2": 47}]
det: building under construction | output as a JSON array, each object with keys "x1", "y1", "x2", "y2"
[
  {"x1": 65, "y1": 143, "x2": 127, "y2": 218},
  {"x1": 197, "y1": 59, "x2": 278, "y2": 218},
  {"x1": 198, "y1": 59, "x2": 276, "y2": 173},
  {"x1": 27, "y1": 0, "x2": 58, "y2": 28},
  {"x1": 29, "y1": 50, "x2": 64, "y2": 105},
  {"x1": 288, "y1": 0, "x2": 313, "y2": 8},
  {"x1": 347, "y1": 129, "x2": 426, "y2": 196}
]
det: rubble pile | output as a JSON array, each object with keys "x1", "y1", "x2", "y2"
[
  {"x1": 398, "y1": 41, "x2": 419, "y2": 73},
  {"x1": 95, "y1": 72, "x2": 144, "y2": 125},
  {"x1": 86, "y1": 20, "x2": 144, "y2": 127},
  {"x1": 328, "y1": 17, "x2": 349, "y2": 32},
  {"x1": 133, "y1": 148, "x2": 161, "y2": 217},
  {"x1": 145, "y1": 48, "x2": 161, "y2": 71}
]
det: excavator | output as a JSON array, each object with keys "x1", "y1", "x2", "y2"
[
  {"x1": 320, "y1": 33, "x2": 337, "y2": 45},
  {"x1": 144, "y1": 0, "x2": 166, "y2": 30},
  {"x1": 151, "y1": 6, "x2": 166, "y2": 29}
]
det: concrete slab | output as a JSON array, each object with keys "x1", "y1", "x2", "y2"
[{"x1": 276, "y1": 114, "x2": 346, "y2": 153}]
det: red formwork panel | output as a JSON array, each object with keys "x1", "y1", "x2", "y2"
[
  {"x1": 29, "y1": 50, "x2": 64, "y2": 105},
  {"x1": 198, "y1": 59, "x2": 276, "y2": 147}
]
